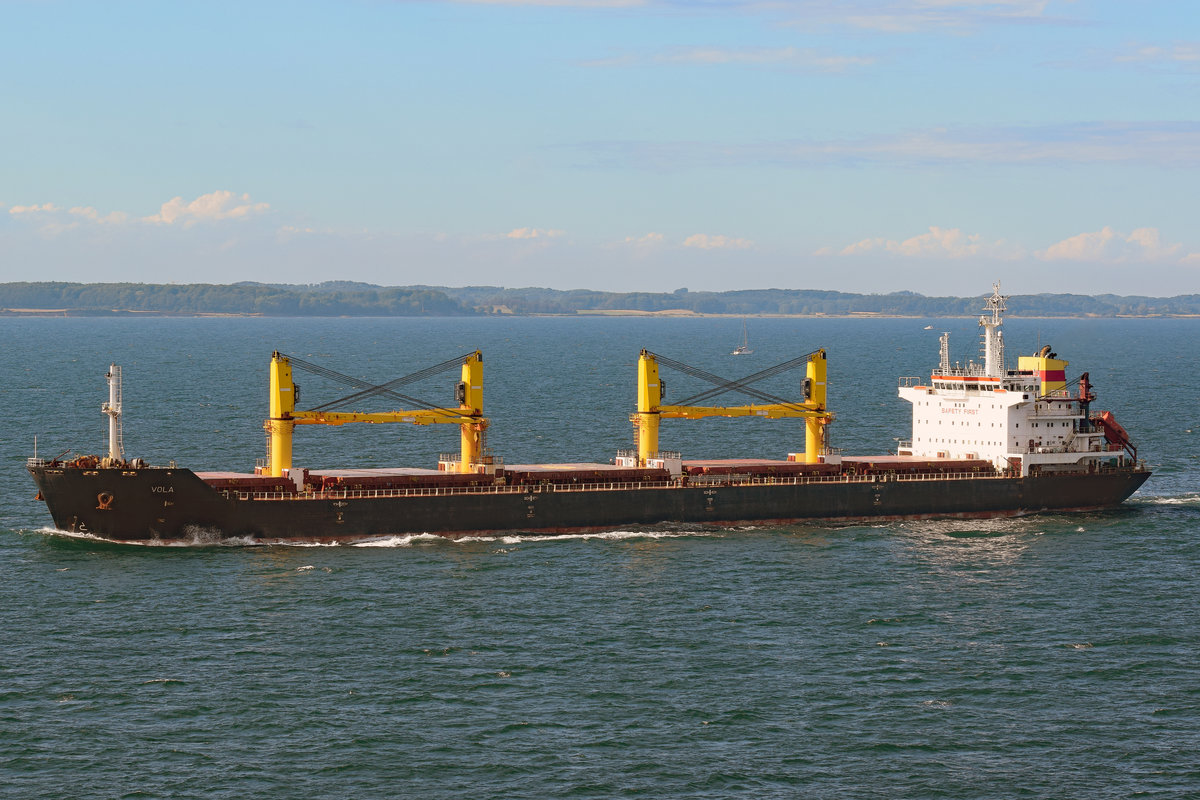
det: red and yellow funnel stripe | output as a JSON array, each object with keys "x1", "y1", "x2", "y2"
[{"x1": 1017, "y1": 355, "x2": 1069, "y2": 395}]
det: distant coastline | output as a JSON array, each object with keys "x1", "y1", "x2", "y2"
[{"x1": 2, "y1": 281, "x2": 1199, "y2": 318}]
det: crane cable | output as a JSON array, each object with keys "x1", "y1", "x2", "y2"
[
  {"x1": 647, "y1": 350, "x2": 821, "y2": 411},
  {"x1": 673, "y1": 351, "x2": 820, "y2": 407},
  {"x1": 282, "y1": 352, "x2": 476, "y2": 419},
  {"x1": 651, "y1": 352, "x2": 802, "y2": 408}
]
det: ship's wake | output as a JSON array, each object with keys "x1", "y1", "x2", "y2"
[
  {"x1": 897, "y1": 517, "x2": 1042, "y2": 538},
  {"x1": 31, "y1": 526, "x2": 265, "y2": 547},
  {"x1": 1135, "y1": 492, "x2": 1200, "y2": 506},
  {"x1": 350, "y1": 529, "x2": 723, "y2": 547},
  {"x1": 25, "y1": 526, "x2": 726, "y2": 548}
]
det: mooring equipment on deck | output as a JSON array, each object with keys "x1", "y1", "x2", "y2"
[
  {"x1": 265, "y1": 351, "x2": 487, "y2": 477},
  {"x1": 633, "y1": 349, "x2": 833, "y2": 466}
]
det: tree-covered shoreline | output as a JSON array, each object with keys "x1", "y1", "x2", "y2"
[{"x1": 2, "y1": 281, "x2": 1198, "y2": 318}]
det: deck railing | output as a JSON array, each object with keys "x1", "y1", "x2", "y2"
[{"x1": 227, "y1": 468, "x2": 1048, "y2": 502}]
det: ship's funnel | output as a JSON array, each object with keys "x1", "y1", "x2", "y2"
[{"x1": 1017, "y1": 353, "x2": 1069, "y2": 396}]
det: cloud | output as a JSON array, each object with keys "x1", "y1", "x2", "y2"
[
  {"x1": 144, "y1": 191, "x2": 270, "y2": 226},
  {"x1": 8, "y1": 203, "x2": 128, "y2": 224},
  {"x1": 621, "y1": 232, "x2": 665, "y2": 246},
  {"x1": 6, "y1": 209, "x2": 1198, "y2": 294},
  {"x1": 504, "y1": 227, "x2": 565, "y2": 239},
  {"x1": 630, "y1": 46, "x2": 875, "y2": 72},
  {"x1": 450, "y1": 0, "x2": 644, "y2": 6},
  {"x1": 68, "y1": 206, "x2": 129, "y2": 224},
  {"x1": 9, "y1": 194, "x2": 266, "y2": 227},
  {"x1": 835, "y1": 1, "x2": 1053, "y2": 32},
  {"x1": 614, "y1": 232, "x2": 749, "y2": 250},
  {"x1": 1114, "y1": 42, "x2": 1200, "y2": 69},
  {"x1": 578, "y1": 121, "x2": 1200, "y2": 171},
  {"x1": 683, "y1": 233, "x2": 753, "y2": 250},
  {"x1": 438, "y1": 0, "x2": 1065, "y2": 34},
  {"x1": 1037, "y1": 226, "x2": 1185, "y2": 263},
  {"x1": 7, "y1": 202, "x2": 129, "y2": 233},
  {"x1": 834, "y1": 226, "x2": 1022, "y2": 259},
  {"x1": 824, "y1": 225, "x2": 1200, "y2": 265},
  {"x1": 6, "y1": 192, "x2": 267, "y2": 236},
  {"x1": 9, "y1": 203, "x2": 65, "y2": 216}
]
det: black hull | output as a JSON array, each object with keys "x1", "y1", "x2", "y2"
[{"x1": 28, "y1": 464, "x2": 1152, "y2": 544}]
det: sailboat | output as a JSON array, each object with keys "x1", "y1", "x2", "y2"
[{"x1": 731, "y1": 319, "x2": 753, "y2": 355}]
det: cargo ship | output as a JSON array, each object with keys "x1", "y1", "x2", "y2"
[{"x1": 27, "y1": 285, "x2": 1149, "y2": 544}]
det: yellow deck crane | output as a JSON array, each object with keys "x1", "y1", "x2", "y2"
[
  {"x1": 265, "y1": 350, "x2": 488, "y2": 477},
  {"x1": 634, "y1": 348, "x2": 832, "y2": 465}
]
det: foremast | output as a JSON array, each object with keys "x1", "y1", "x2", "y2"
[{"x1": 102, "y1": 365, "x2": 124, "y2": 464}]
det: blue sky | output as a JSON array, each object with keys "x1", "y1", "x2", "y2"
[{"x1": 2, "y1": 0, "x2": 1198, "y2": 295}]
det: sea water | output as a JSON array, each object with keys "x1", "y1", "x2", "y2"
[{"x1": 1, "y1": 315, "x2": 1196, "y2": 798}]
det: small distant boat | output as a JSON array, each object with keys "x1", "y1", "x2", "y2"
[
  {"x1": 732, "y1": 319, "x2": 753, "y2": 355},
  {"x1": 923, "y1": 325, "x2": 934, "y2": 330}
]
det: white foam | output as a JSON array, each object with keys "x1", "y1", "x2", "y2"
[
  {"x1": 348, "y1": 529, "x2": 719, "y2": 547},
  {"x1": 32, "y1": 526, "x2": 103, "y2": 541},
  {"x1": 350, "y1": 533, "x2": 448, "y2": 548},
  {"x1": 26, "y1": 526, "x2": 269, "y2": 547},
  {"x1": 23, "y1": 527, "x2": 716, "y2": 548},
  {"x1": 1138, "y1": 494, "x2": 1200, "y2": 506},
  {"x1": 29, "y1": 527, "x2": 177, "y2": 546},
  {"x1": 466, "y1": 529, "x2": 719, "y2": 545},
  {"x1": 899, "y1": 517, "x2": 1033, "y2": 537}
]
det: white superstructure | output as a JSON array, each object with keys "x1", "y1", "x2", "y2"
[{"x1": 897, "y1": 284, "x2": 1132, "y2": 478}]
